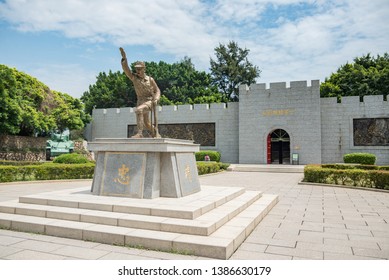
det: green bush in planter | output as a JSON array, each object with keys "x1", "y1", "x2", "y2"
[
  {"x1": 343, "y1": 153, "x2": 376, "y2": 165},
  {"x1": 53, "y1": 153, "x2": 90, "y2": 164},
  {"x1": 369, "y1": 170, "x2": 389, "y2": 189},
  {"x1": 0, "y1": 163, "x2": 95, "y2": 182},
  {"x1": 197, "y1": 162, "x2": 221, "y2": 175},
  {"x1": 304, "y1": 165, "x2": 332, "y2": 183}
]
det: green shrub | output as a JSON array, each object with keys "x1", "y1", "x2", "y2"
[
  {"x1": 34, "y1": 163, "x2": 95, "y2": 180},
  {"x1": 321, "y1": 164, "x2": 381, "y2": 170},
  {"x1": 53, "y1": 153, "x2": 90, "y2": 164},
  {"x1": 0, "y1": 166, "x2": 19, "y2": 182},
  {"x1": 343, "y1": 153, "x2": 376, "y2": 165},
  {"x1": 330, "y1": 169, "x2": 349, "y2": 185},
  {"x1": 0, "y1": 160, "x2": 44, "y2": 166},
  {"x1": 355, "y1": 165, "x2": 380, "y2": 170},
  {"x1": 369, "y1": 170, "x2": 389, "y2": 189},
  {"x1": 0, "y1": 163, "x2": 95, "y2": 182},
  {"x1": 304, "y1": 164, "x2": 389, "y2": 190},
  {"x1": 347, "y1": 169, "x2": 364, "y2": 186},
  {"x1": 197, "y1": 162, "x2": 221, "y2": 175},
  {"x1": 196, "y1": 162, "x2": 229, "y2": 175},
  {"x1": 321, "y1": 164, "x2": 356, "y2": 170},
  {"x1": 195, "y1": 150, "x2": 221, "y2": 162},
  {"x1": 304, "y1": 165, "x2": 332, "y2": 183},
  {"x1": 218, "y1": 163, "x2": 230, "y2": 170}
]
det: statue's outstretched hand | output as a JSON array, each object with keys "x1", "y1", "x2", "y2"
[{"x1": 119, "y1": 47, "x2": 127, "y2": 60}]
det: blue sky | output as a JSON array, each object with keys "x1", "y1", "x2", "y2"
[{"x1": 1, "y1": 0, "x2": 388, "y2": 99}]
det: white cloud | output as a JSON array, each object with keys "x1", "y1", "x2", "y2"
[{"x1": 1, "y1": 0, "x2": 388, "y2": 91}]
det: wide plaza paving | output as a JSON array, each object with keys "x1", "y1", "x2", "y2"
[{"x1": 0, "y1": 166, "x2": 388, "y2": 260}]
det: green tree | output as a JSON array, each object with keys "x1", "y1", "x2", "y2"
[
  {"x1": 320, "y1": 53, "x2": 389, "y2": 100},
  {"x1": 148, "y1": 57, "x2": 224, "y2": 105},
  {"x1": 52, "y1": 91, "x2": 91, "y2": 133},
  {"x1": 210, "y1": 41, "x2": 261, "y2": 101},
  {"x1": 0, "y1": 64, "x2": 89, "y2": 136},
  {"x1": 0, "y1": 66, "x2": 22, "y2": 134}
]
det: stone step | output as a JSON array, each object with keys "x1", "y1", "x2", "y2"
[
  {"x1": 0, "y1": 190, "x2": 262, "y2": 236},
  {"x1": 227, "y1": 164, "x2": 304, "y2": 173},
  {"x1": 0, "y1": 194, "x2": 278, "y2": 259},
  {"x1": 17, "y1": 185, "x2": 246, "y2": 219}
]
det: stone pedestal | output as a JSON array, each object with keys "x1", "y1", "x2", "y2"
[{"x1": 88, "y1": 138, "x2": 201, "y2": 199}]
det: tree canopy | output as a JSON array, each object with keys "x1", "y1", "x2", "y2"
[
  {"x1": 0, "y1": 64, "x2": 90, "y2": 136},
  {"x1": 320, "y1": 53, "x2": 389, "y2": 100},
  {"x1": 210, "y1": 41, "x2": 261, "y2": 101},
  {"x1": 81, "y1": 57, "x2": 223, "y2": 114}
]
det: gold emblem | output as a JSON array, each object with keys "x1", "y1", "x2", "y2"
[
  {"x1": 185, "y1": 164, "x2": 192, "y2": 182},
  {"x1": 114, "y1": 164, "x2": 130, "y2": 185}
]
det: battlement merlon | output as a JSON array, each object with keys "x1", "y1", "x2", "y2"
[{"x1": 240, "y1": 80, "x2": 320, "y2": 95}]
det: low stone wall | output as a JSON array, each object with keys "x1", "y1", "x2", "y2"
[{"x1": 0, "y1": 135, "x2": 46, "y2": 161}]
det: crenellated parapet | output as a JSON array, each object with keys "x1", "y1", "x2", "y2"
[
  {"x1": 92, "y1": 102, "x2": 235, "y2": 117},
  {"x1": 321, "y1": 95, "x2": 388, "y2": 106},
  {"x1": 240, "y1": 80, "x2": 320, "y2": 96},
  {"x1": 92, "y1": 80, "x2": 387, "y2": 118}
]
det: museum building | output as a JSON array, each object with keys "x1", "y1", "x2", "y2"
[{"x1": 85, "y1": 80, "x2": 389, "y2": 165}]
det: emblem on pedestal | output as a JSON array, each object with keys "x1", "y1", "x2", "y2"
[{"x1": 114, "y1": 164, "x2": 130, "y2": 185}]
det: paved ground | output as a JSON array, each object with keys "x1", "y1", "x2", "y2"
[{"x1": 0, "y1": 169, "x2": 388, "y2": 260}]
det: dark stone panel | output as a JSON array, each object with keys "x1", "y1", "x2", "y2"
[
  {"x1": 353, "y1": 118, "x2": 389, "y2": 146},
  {"x1": 128, "y1": 123, "x2": 216, "y2": 146}
]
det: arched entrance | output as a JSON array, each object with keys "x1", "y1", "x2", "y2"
[{"x1": 267, "y1": 129, "x2": 290, "y2": 164}]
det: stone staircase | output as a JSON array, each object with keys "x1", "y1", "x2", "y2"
[{"x1": 0, "y1": 185, "x2": 278, "y2": 259}]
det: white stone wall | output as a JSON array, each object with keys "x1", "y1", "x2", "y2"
[
  {"x1": 321, "y1": 95, "x2": 389, "y2": 165},
  {"x1": 87, "y1": 80, "x2": 389, "y2": 165}
]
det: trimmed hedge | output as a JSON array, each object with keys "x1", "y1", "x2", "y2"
[
  {"x1": 53, "y1": 153, "x2": 91, "y2": 164},
  {"x1": 321, "y1": 164, "x2": 389, "y2": 171},
  {"x1": 195, "y1": 150, "x2": 221, "y2": 162},
  {"x1": 343, "y1": 153, "x2": 376, "y2": 165},
  {"x1": 0, "y1": 163, "x2": 95, "y2": 182},
  {"x1": 304, "y1": 164, "x2": 389, "y2": 190},
  {"x1": 0, "y1": 160, "x2": 45, "y2": 166},
  {"x1": 197, "y1": 162, "x2": 230, "y2": 175}
]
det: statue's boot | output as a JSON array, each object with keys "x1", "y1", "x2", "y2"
[
  {"x1": 131, "y1": 131, "x2": 143, "y2": 138},
  {"x1": 153, "y1": 126, "x2": 161, "y2": 138},
  {"x1": 132, "y1": 113, "x2": 144, "y2": 138}
]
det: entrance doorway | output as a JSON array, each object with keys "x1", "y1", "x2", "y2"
[{"x1": 267, "y1": 129, "x2": 290, "y2": 164}]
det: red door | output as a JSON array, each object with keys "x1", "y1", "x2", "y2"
[{"x1": 267, "y1": 134, "x2": 271, "y2": 164}]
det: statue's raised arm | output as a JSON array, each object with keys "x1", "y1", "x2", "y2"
[
  {"x1": 120, "y1": 47, "x2": 134, "y2": 80},
  {"x1": 119, "y1": 47, "x2": 126, "y2": 60}
]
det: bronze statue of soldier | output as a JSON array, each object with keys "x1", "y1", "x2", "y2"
[{"x1": 120, "y1": 47, "x2": 161, "y2": 138}]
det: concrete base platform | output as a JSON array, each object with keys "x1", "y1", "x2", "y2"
[{"x1": 0, "y1": 185, "x2": 278, "y2": 259}]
